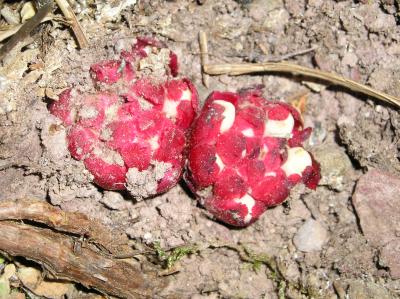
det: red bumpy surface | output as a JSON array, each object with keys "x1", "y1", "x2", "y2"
[
  {"x1": 50, "y1": 37, "x2": 199, "y2": 197},
  {"x1": 184, "y1": 90, "x2": 320, "y2": 227}
]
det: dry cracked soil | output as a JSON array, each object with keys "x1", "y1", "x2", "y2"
[{"x1": 1, "y1": 0, "x2": 400, "y2": 298}]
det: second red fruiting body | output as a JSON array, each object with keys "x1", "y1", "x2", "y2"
[
  {"x1": 184, "y1": 90, "x2": 320, "y2": 227},
  {"x1": 50, "y1": 37, "x2": 199, "y2": 197}
]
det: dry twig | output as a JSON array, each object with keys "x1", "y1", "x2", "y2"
[
  {"x1": 0, "y1": 199, "x2": 168, "y2": 298},
  {"x1": 0, "y1": 221, "x2": 167, "y2": 299},
  {"x1": 0, "y1": 16, "x2": 57, "y2": 43},
  {"x1": 199, "y1": 31, "x2": 210, "y2": 88},
  {"x1": 54, "y1": 0, "x2": 88, "y2": 48},
  {"x1": 0, "y1": 198, "x2": 132, "y2": 255},
  {"x1": 0, "y1": 0, "x2": 88, "y2": 53},
  {"x1": 199, "y1": 31, "x2": 400, "y2": 108},
  {"x1": 0, "y1": 2, "x2": 53, "y2": 60},
  {"x1": 268, "y1": 46, "x2": 317, "y2": 62}
]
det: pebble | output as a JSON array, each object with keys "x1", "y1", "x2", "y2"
[
  {"x1": 380, "y1": 239, "x2": 400, "y2": 279},
  {"x1": 95, "y1": 0, "x2": 137, "y2": 21},
  {"x1": 313, "y1": 142, "x2": 353, "y2": 191},
  {"x1": 0, "y1": 6, "x2": 20, "y2": 25},
  {"x1": 191, "y1": 294, "x2": 219, "y2": 299},
  {"x1": 352, "y1": 169, "x2": 400, "y2": 279},
  {"x1": 101, "y1": 191, "x2": 126, "y2": 210},
  {"x1": 248, "y1": 0, "x2": 283, "y2": 21},
  {"x1": 347, "y1": 280, "x2": 392, "y2": 299},
  {"x1": 293, "y1": 218, "x2": 328, "y2": 252}
]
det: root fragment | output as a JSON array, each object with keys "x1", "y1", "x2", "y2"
[{"x1": 0, "y1": 199, "x2": 168, "y2": 298}]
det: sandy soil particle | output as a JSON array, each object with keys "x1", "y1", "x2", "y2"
[{"x1": 126, "y1": 161, "x2": 172, "y2": 198}]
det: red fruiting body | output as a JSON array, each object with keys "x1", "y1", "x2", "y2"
[
  {"x1": 185, "y1": 90, "x2": 320, "y2": 227},
  {"x1": 50, "y1": 37, "x2": 199, "y2": 197}
]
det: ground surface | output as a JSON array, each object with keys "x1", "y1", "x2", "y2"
[{"x1": 0, "y1": 0, "x2": 400, "y2": 298}]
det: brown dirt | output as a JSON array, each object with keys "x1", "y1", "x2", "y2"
[{"x1": 1, "y1": 0, "x2": 400, "y2": 298}]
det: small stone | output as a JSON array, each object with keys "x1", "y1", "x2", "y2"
[
  {"x1": 368, "y1": 68, "x2": 395, "y2": 92},
  {"x1": 248, "y1": 0, "x2": 283, "y2": 21},
  {"x1": 0, "y1": 75, "x2": 8, "y2": 91},
  {"x1": 380, "y1": 239, "x2": 400, "y2": 279},
  {"x1": 0, "y1": 97, "x2": 16, "y2": 115},
  {"x1": 101, "y1": 191, "x2": 126, "y2": 210},
  {"x1": 95, "y1": 0, "x2": 137, "y2": 21},
  {"x1": 165, "y1": 236, "x2": 184, "y2": 248},
  {"x1": 352, "y1": 169, "x2": 400, "y2": 279},
  {"x1": 302, "y1": 81, "x2": 326, "y2": 93},
  {"x1": 248, "y1": 0, "x2": 288, "y2": 32},
  {"x1": 341, "y1": 51, "x2": 358, "y2": 67},
  {"x1": 352, "y1": 169, "x2": 400, "y2": 247},
  {"x1": 308, "y1": 121, "x2": 327, "y2": 146},
  {"x1": 284, "y1": 0, "x2": 305, "y2": 17},
  {"x1": 347, "y1": 280, "x2": 392, "y2": 299},
  {"x1": 293, "y1": 218, "x2": 328, "y2": 252},
  {"x1": 41, "y1": 116, "x2": 69, "y2": 162},
  {"x1": 191, "y1": 294, "x2": 219, "y2": 299},
  {"x1": 313, "y1": 142, "x2": 353, "y2": 191},
  {"x1": 0, "y1": 264, "x2": 16, "y2": 298},
  {"x1": 285, "y1": 262, "x2": 301, "y2": 281},
  {"x1": 262, "y1": 9, "x2": 289, "y2": 33},
  {"x1": 18, "y1": 267, "x2": 74, "y2": 299},
  {"x1": 143, "y1": 232, "x2": 153, "y2": 242},
  {"x1": 1, "y1": 6, "x2": 20, "y2": 25},
  {"x1": 21, "y1": 2, "x2": 35, "y2": 23},
  {"x1": 366, "y1": 11, "x2": 396, "y2": 33}
]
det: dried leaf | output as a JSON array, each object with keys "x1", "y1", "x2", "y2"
[
  {"x1": 21, "y1": 2, "x2": 36, "y2": 23},
  {"x1": 289, "y1": 92, "x2": 308, "y2": 115}
]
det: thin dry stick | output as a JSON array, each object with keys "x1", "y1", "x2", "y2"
[
  {"x1": 0, "y1": 221, "x2": 167, "y2": 299},
  {"x1": 268, "y1": 46, "x2": 317, "y2": 62},
  {"x1": 0, "y1": 2, "x2": 53, "y2": 60},
  {"x1": 199, "y1": 31, "x2": 210, "y2": 88},
  {"x1": 199, "y1": 32, "x2": 400, "y2": 108},
  {"x1": 54, "y1": 0, "x2": 88, "y2": 48},
  {"x1": 0, "y1": 16, "x2": 58, "y2": 43},
  {"x1": 0, "y1": 198, "x2": 133, "y2": 255}
]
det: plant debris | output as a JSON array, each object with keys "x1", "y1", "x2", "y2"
[{"x1": 0, "y1": 199, "x2": 168, "y2": 299}]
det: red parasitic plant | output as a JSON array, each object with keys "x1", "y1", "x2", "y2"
[
  {"x1": 184, "y1": 89, "x2": 320, "y2": 227},
  {"x1": 50, "y1": 37, "x2": 199, "y2": 197}
]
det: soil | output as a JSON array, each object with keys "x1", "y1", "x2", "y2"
[{"x1": 1, "y1": 0, "x2": 400, "y2": 298}]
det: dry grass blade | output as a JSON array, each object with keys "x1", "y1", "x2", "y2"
[
  {"x1": 199, "y1": 31, "x2": 210, "y2": 87},
  {"x1": 0, "y1": 16, "x2": 56, "y2": 43},
  {"x1": 199, "y1": 31, "x2": 400, "y2": 108},
  {"x1": 54, "y1": 0, "x2": 88, "y2": 48},
  {"x1": 204, "y1": 62, "x2": 400, "y2": 108}
]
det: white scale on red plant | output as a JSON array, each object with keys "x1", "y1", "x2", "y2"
[
  {"x1": 50, "y1": 37, "x2": 320, "y2": 226},
  {"x1": 50, "y1": 37, "x2": 199, "y2": 198},
  {"x1": 184, "y1": 90, "x2": 320, "y2": 227}
]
